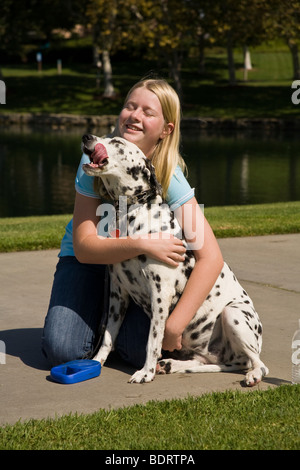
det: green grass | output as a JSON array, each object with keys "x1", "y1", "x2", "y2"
[
  {"x1": 207, "y1": 201, "x2": 300, "y2": 238},
  {"x1": 0, "y1": 213, "x2": 71, "y2": 252},
  {"x1": 1, "y1": 386, "x2": 299, "y2": 450},
  {"x1": 0, "y1": 202, "x2": 299, "y2": 253},
  {"x1": 1, "y1": 48, "x2": 299, "y2": 119}
]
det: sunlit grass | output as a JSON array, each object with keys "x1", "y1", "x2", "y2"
[
  {"x1": 0, "y1": 202, "x2": 299, "y2": 252},
  {"x1": 1, "y1": 386, "x2": 299, "y2": 450}
]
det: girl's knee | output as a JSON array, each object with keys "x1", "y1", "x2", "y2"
[{"x1": 41, "y1": 305, "x2": 94, "y2": 367}]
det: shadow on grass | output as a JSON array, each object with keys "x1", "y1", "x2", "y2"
[{"x1": 4, "y1": 69, "x2": 298, "y2": 119}]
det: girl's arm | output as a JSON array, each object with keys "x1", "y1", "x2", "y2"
[
  {"x1": 73, "y1": 192, "x2": 186, "y2": 266},
  {"x1": 162, "y1": 197, "x2": 224, "y2": 351}
]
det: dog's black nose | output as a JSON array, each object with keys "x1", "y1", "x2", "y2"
[{"x1": 82, "y1": 134, "x2": 93, "y2": 143}]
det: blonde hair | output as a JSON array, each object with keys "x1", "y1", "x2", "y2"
[{"x1": 114, "y1": 78, "x2": 186, "y2": 199}]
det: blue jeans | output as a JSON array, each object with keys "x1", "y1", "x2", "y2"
[{"x1": 42, "y1": 257, "x2": 150, "y2": 368}]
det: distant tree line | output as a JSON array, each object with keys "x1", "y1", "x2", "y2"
[{"x1": 1, "y1": 0, "x2": 300, "y2": 93}]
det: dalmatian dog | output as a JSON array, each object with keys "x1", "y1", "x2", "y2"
[{"x1": 81, "y1": 134, "x2": 269, "y2": 386}]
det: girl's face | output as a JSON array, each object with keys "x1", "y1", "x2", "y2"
[{"x1": 118, "y1": 87, "x2": 173, "y2": 158}]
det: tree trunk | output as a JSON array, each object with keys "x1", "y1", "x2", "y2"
[
  {"x1": 243, "y1": 46, "x2": 252, "y2": 81},
  {"x1": 198, "y1": 33, "x2": 206, "y2": 75},
  {"x1": 102, "y1": 50, "x2": 115, "y2": 98},
  {"x1": 227, "y1": 32, "x2": 236, "y2": 85},
  {"x1": 167, "y1": 50, "x2": 182, "y2": 99},
  {"x1": 0, "y1": 78, "x2": 5, "y2": 104},
  {"x1": 288, "y1": 39, "x2": 300, "y2": 80}
]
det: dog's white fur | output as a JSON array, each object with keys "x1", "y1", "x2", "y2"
[{"x1": 82, "y1": 135, "x2": 269, "y2": 385}]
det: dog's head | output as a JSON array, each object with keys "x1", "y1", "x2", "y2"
[{"x1": 81, "y1": 134, "x2": 162, "y2": 201}]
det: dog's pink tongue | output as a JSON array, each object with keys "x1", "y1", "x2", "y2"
[{"x1": 91, "y1": 143, "x2": 108, "y2": 165}]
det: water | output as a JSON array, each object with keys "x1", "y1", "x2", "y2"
[{"x1": 0, "y1": 127, "x2": 300, "y2": 217}]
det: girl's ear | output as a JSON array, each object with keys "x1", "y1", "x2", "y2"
[{"x1": 160, "y1": 122, "x2": 174, "y2": 139}]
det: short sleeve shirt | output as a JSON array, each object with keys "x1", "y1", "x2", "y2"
[{"x1": 59, "y1": 153, "x2": 194, "y2": 257}]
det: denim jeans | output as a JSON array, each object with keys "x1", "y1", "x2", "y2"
[{"x1": 42, "y1": 256, "x2": 150, "y2": 368}]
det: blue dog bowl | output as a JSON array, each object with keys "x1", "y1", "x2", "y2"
[{"x1": 50, "y1": 359, "x2": 101, "y2": 384}]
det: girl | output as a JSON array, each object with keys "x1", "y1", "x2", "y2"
[{"x1": 42, "y1": 78, "x2": 223, "y2": 368}]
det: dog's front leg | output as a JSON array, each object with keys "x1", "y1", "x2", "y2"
[
  {"x1": 94, "y1": 285, "x2": 129, "y2": 366},
  {"x1": 129, "y1": 301, "x2": 168, "y2": 384}
]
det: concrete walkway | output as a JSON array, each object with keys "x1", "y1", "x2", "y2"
[{"x1": 0, "y1": 234, "x2": 299, "y2": 426}]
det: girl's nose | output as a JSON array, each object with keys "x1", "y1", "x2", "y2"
[{"x1": 130, "y1": 107, "x2": 142, "y2": 120}]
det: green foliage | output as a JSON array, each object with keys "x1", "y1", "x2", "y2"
[
  {"x1": 1, "y1": 0, "x2": 300, "y2": 85},
  {"x1": 1, "y1": 385, "x2": 299, "y2": 450}
]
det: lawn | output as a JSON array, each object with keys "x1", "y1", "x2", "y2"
[
  {"x1": 1, "y1": 47, "x2": 299, "y2": 119},
  {"x1": 0, "y1": 201, "x2": 299, "y2": 253},
  {"x1": 1, "y1": 385, "x2": 299, "y2": 450}
]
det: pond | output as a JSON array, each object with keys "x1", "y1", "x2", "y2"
[{"x1": 0, "y1": 127, "x2": 299, "y2": 217}]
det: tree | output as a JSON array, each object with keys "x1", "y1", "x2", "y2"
[
  {"x1": 127, "y1": 0, "x2": 192, "y2": 97},
  {"x1": 85, "y1": 0, "x2": 143, "y2": 98},
  {"x1": 267, "y1": 0, "x2": 300, "y2": 79},
  {"x1": 0, "y1": 0, "x2": 84, "y2": 77},
  {"x1": 191, "y1": 0, "x2": 271, "y2": 85},
  {"x1": 0, "y1": 0, "x2": 36, "y2": 74}
]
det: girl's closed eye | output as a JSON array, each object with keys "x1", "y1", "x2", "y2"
[{"x1": 124, "y1": 101, "x2": 135, "y2": 111}]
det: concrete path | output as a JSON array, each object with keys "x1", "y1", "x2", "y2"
[{"x1": 0, "y1": 234, "x2": 299, "y2": 426}]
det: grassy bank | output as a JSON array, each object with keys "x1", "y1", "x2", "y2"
[
  {"x1": 1, "y1": 48, "x2": 298, "y2": 119},
  {"x1": 0, "y1": 201, "x2": 299, "y2": 253},
  {"x1": 1, "y1": 385, "x2": 299, "y2": 450}
]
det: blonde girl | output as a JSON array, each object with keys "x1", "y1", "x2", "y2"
[{"x1": 42, "y1": 78, "x2": 223, "y2": 367}]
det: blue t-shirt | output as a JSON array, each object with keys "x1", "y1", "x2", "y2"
[{"x1": 59, "y1": 153, "x2": 194, "y2": 257}]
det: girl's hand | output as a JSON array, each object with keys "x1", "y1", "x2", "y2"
[
  {"x1": 138, "y1": 234, "x2": 186, "y2": 267},
  {"x1": 162, "y1": 317, "x2": 183, "y2": 351}
]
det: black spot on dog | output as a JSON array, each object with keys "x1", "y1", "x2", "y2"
[
  {"x1": 113, "y1": 313, "x2": 120, "y2": 322},
  {"x1": 124, "y1": 269, "x2": 137, "y2": 284},
  {"x1": 161, "y1": 361, "x2": 172, "y2": 374},
  {"x1": 201, "y1": 321, "x2": 214, "y2": 333},
  {"x1": 110, "y1": 291, "x2": 120, "y2": 300},
  {"x1": 190, "y1": 331, "x2": 200, "y2": 341},
  {"x1": 185, "y1": 266, "x2": 193, "y2": 278}
]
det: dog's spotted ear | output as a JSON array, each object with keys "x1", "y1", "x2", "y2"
[{"x1": 143, "y1": 158, "x2": 163, "y2": 196}]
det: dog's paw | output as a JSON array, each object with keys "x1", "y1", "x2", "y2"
[
  {"x1": 129, "y1": 368, "x2": 155, "y2": 383},
  {"x1": 244, "y1": 365, "x2": 269, "y2": 387},
  {"x1": 156, "y1": 360, "x2": 172, "y2": 374}
]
